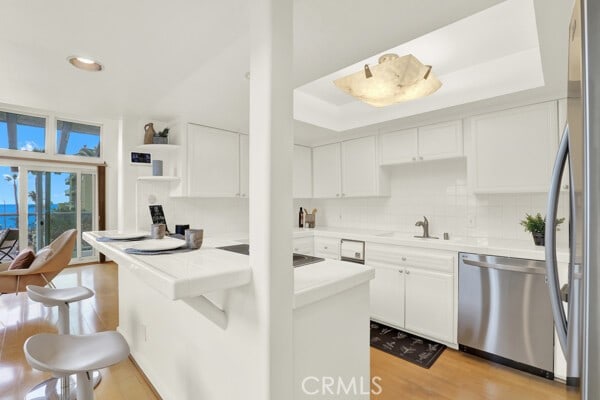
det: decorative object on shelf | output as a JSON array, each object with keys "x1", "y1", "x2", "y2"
[
  {"x1": 520, "y1": 212, "x2": 565, "y2": 246},
  {"x1": 334, "y1": 53, "x2": 441, "y2": 107},
  {"x1": 152, "y1": 160, "x2": 163, "y2": 176},
  {"x1": 153, "y1": 128, "x2": 170, "y2": 144},
  {"x1": 144, "y1": 123, "x2": 157, "y2": 144},
  {"x1": 305, "y1": 208, "x2": 317, "y2": 228},
  {"x1": 131, "y1": 151, "x2": 152, "y2": 165}
]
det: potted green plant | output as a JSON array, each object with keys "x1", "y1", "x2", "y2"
[
  {"x1": 520, "y1": 213, "x2": 565, "y2": 246},
  {"x1": 152, "y1": 128, "x2": 169, "y2": 144}
]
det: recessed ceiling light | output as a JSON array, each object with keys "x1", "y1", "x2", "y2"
[{"x1": 68, "y1": 56, "x2": 103, "y2": 72}]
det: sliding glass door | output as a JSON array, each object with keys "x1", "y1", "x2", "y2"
[{"x1": 0, "y1": 163, "x2": 97, "y2": 262}]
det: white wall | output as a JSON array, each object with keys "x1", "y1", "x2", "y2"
[
  {"x1": 301, "y1": 158, "x2": 569, "y2": 246},
  {"x1": 135, "y1": 181, "x2": 248, "y2": 233}
]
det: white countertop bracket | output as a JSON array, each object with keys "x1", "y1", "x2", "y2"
[{"x1": 181, "y1": 295, "x2": 228, "y2": 329}]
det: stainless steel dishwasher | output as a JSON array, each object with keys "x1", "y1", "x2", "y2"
[{"x1": 458, "y1": 252, "x2": 555, "y2": 379}]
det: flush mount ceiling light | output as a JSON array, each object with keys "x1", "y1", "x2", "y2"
[
  {"x1": 67, "y1": 56, "x2": 103, "y2": 72},
  {"x1": 333, "y1": 53, "x2": 441, "y2": 107}
]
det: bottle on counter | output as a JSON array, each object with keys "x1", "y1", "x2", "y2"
[{"x1": 299, "y1": 207, "x2": 304, "y2": 228}]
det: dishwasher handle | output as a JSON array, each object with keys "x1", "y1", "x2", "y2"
[{"x1": 462, "y1": 258, "x2": 547, "y2": 275}]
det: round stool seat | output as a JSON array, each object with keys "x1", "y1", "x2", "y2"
[
  {"x1": 24, "y1": 332, "x2": 130, "y2": 376},
  {"x1": 27, "y1": 285, "x2": 94, "y2": 307}
]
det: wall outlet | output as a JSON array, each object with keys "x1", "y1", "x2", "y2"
[{"x1": 467, "y1": 215, "x2": 477, "y2": 228}]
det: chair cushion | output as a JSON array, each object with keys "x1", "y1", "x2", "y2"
[
  {"x1": 7, "y1": 249, "x2": 35, "y2": 270},
  {"x1": 28, "y1": 248, "x2": 54, "y2": 270}
]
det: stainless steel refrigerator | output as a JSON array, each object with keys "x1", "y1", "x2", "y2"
[{"x1": 545, "y1": 0, "x2": 599, "y2": 398}]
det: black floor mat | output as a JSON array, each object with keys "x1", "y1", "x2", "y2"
[{"x1": 370, "y1": 321, "x2": 446, "y2": 369}]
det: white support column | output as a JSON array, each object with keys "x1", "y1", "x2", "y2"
[{"x1": 249, "y1": 0, "x2": 294, "y2": 399}]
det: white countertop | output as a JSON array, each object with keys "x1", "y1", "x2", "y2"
[
  {"x1": 295, "y1": 227, "x2": 570, "y2": 263},
  {"x1": 83, "y1": 231, "x2": 375, "y2": 308}
]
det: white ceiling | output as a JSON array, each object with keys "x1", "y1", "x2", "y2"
[
  {"x1": 295, "y1": 0, "x2": 545, "y2": 131},
  {"x1": 0, "y1": 0, "x2": 572, "y2": 144}
]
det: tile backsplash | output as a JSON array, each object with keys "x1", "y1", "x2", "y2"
[{"x1": 298, "y1": 158, "x2": 569, "y2": 246}]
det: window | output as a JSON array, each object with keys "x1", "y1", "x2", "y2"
[
  {"x1": 56, "y1": 120, "x2": 101, "y2": 157},
  {"x1": 0, "y1": 111, "x2": 46, "y2": 152}
]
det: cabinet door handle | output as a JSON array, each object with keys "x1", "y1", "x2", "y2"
[
  {"x1": 405, "y1": 270, "x2": 410, "y2": 275},
  {"x1": 419, "y1": 156, "x2": 424, "y2": 161},
  {"x1": 235, "y1": 193, "x2": 240, "y2": 197},
  {"x1": 324, "y1": 246, "x2": 328, "y2": 250},
  {"x1": 412, "y1": 157, "x2": 416, "y2": 161},
  {"x1": 294, "y1": 248, "x2": 299, "y2": 251},
  {"x1": 563, "y1": 184, "x2": 569, "y2": 190},
  {"x1": 336, "y1": 193, "x2": 340, "y2": 197},
  {"x1": 401, "y1": 257, "x2": 406, "y2": 261},
  {"x1": 399, "y1": 269, "x2": 404, "y2": 274}
]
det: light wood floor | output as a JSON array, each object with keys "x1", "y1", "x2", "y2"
[
  {"x1": 0, "y1": 263, "x2": 159, "y2": 400},
  {"x1": 0, "y1": 263, "x2": 580, "y2": 400}
]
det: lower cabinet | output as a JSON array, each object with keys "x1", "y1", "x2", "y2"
[
  {"x1": 404, "y1": 267, "x2": 454, "y2": 343},
  {"x1": 314, "y1": 236, "x2": 340, "y2": 259},
  {"x1": 370, "y1": 263, "x2": 405, "y2": 326},
  {"x1": 293, "y1": 236, "x2": 314, "y2": 256},
  {"x1": 366, "y1": 243, "x2": 456, "y2": 345}
]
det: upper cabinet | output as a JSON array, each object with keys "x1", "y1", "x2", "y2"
[
  {"x1": 379, "y1": 120, "x2": 463, "y2": 165},
  {"x1": 185, "y1": 124, "x2": 243, "y2": 198},
  {"x1": 293, "y1": 145, "x2": 312, "y2": 198},
  {"x1": 341, "y1": 136, "x2": 388, "y2": 197},
  {"x1": 469, "y1": 102, "x2": 558, "y2": 193},
  {"x1": 313, "y1": 136, "x2": 389, "y2": 198},
  {"x1": 312, "y1": 143, "x2": 342, "y2": 198}
]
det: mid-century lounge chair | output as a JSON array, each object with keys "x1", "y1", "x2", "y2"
[
  {"x1": 0, "y1": 229, "x2": 77, "y2": 294},
  {"x1": 0, "y1": 229, "x2": 19, "y2": 261}
]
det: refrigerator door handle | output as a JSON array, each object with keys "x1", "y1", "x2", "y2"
[{"x1": 546, "y1": 124, "x2": 570, "y2": 355}]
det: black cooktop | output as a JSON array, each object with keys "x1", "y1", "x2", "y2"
[{"x1": 216, "y1": 244, "x2": 324, "y2": 267}]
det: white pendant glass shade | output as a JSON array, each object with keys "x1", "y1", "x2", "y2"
[{"x1": 334, "y1": 54, "x2": 442, "y2": 107}]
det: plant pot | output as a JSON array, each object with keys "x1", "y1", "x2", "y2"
[
  {"x1": 152, "y1": 136, "x2": 168, "y2": 144},
  {"x1": 532, "y1": 232, "x2": 545, "y2": 246}
]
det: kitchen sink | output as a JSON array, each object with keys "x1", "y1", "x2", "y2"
[
  {"x1": 376, "y1": 232, "x2": 440, "y2": 240},
  {"x1": 216, "y1": 244, "x2": 325, "y2": 267}
]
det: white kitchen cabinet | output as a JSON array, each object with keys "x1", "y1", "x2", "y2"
[
  {"x1": 418, "y1": 120, "x2": 463, "y2": 161},
  {"x1": 404, "y1": 267, "x2": 454, "y2": 343},
  {"x1": 365, "y1": 242, "x2": 456, "y2": 345},
  {"x1": 379, "y1": 120, "x2": 463, "y2": 166},
  {"x1": 293, "y1": 145, "x2": 312, "y2": 198},
  {"x1": 470, "y1": 101, "x2": 558, "y2": 193},
  {"x1": 314, "y1": 236, "x2": 340, "y2": 259},
  {"x1": 341, "y1": 136, "x2": 389, "y2": 197},
  {"x1": 312, "y1": 143, "x2": 342, "y2": 198},
  {"x1": 368, "y1": 257, "x2": 405, "y2": 329},
  {"x1": 313, "y1": 137, "x2": 389, "y2": 198},
  {"x1": 239, "y1": 134, "x2": 249, "y2": 198},
  {"x1": 379, "y1": 128, "x2": 418, "y2": 165},
  {"x1": 187, "y1": 124, "x2": 240, "y2": 197},
  {"x1": 293, "y1": 236, "x2": 314, "y2": 256}
]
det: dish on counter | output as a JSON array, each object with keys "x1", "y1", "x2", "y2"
[
  {"x1": 102, "y1": 231, "x2": 148, "y2": 240},
  {"x1": 128, "y1": 238, "x2": 186, "y2": 252}
]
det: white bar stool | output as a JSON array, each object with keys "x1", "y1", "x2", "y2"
[
  {"x1": 25, "y1": 285, "x2": 100, "y2": 400},
  {"x1": 24, "y1": 331, "x2": 130, "y2": 400}
]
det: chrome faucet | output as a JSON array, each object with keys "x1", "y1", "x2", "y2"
[{"x1": 415, "y1": 216, "x2": 438, "y2": 239}]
